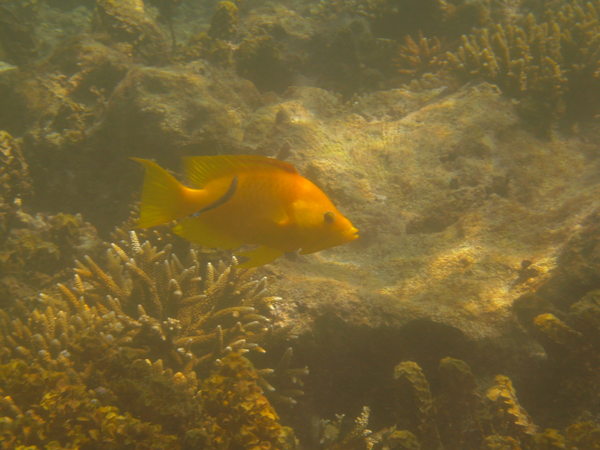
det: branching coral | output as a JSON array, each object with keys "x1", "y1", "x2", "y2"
[
  {"x1": 394, "y1": 32, "x2": 445, "y2": 79},
  {"x1": 51, "y1": 230, "x2": 279, "y2": 371},
  {"x1": 444, "y1": 0, "x2": 600, "y2": 124},
  {"x1": 0, "y1": 230, "x2": 305, "y2": 447}
]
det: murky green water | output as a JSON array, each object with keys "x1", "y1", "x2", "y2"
[{"x1": 0, "y1": 1, "x2": 598, "y2": 448}]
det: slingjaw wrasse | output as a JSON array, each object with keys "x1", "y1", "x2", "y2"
[{"x1": 132, "y1": 155, "x2": 359, "y2": 267}]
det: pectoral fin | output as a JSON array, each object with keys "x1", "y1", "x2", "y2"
[{"x1": 237, "y1": 246, "x2": 284, "y2": 268}]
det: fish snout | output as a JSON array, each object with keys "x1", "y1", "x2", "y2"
[{"x1": 346, "y1": 226, "x2": 359, "y2": 241}]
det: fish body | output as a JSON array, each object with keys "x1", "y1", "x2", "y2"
[{"x1": 132, "y1": 155, "x2": 358, "y2": 267}]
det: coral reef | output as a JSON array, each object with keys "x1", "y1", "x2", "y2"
[
  {"x1": 511, "y1": 209, "x2": 600, "y2": 426},
  {"x1": 208, "y1": 1, "x2": 239, "y2": 41},
  {"x1": 0, "y1": 130, "x2": 100, "y2": 309},
  {"x1": 315, "y1": 357, "x2": 599, "y2": 449},
  {"x1": 0, "y1": 230, "x2": 304, "y2": 447},
  {"x1": 393, "y1": 361, "x2": 442, "y2": 449},
  {"x1": 0, "y1": 131, "x2": 30, "y2": 207},
  {"x1": 93, "y1": 0, "x2": 170, "y2": 63},
  {"x1": 0, "y1": 0, "x2": 599, "y2": 447},
  {"x1": 0, "y1": 0, "x2": 40, "y2": 64},
  {"x1": 444, "y1": 0, "x2": 600, "y2": 126},
  {"x1": 236, "y1": 34, "x2": 294, "y2": 93},
  {"x1": 198, "y1": 351, "x2": 296, "y2": 448},
  {"x1": 394, "y1": 32, "x2": 445, "y2": 80}
]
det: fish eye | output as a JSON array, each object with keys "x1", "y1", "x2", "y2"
[{"x1": 324, "y1": 211, "x2": 335, "y2": 224}]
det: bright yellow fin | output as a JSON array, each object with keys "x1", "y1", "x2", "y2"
[
  {"x1": 132, "y1": 158, "x2": 203, "y2": 228},
  {"x1": 237, "y1": 246, "x2": 284, "y2": 268},
  {"x1": 172, "y1": 217, "x2": 242, "y2": 250},
  {"x1": 183, "y1": 155, "x2": 297, "y2": 188}
]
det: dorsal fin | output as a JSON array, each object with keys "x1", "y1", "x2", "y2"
[{"x1": 183, "y1": 155, "x2": 297, "y2": 188}]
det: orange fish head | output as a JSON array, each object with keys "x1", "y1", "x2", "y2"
[{"x1": 299, "y1": 209, "x2": 359, "y2": 255}]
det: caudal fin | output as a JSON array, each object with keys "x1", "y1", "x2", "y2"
[{"x1": 131, "y1": 158, "x2": 190, "y2": 228}]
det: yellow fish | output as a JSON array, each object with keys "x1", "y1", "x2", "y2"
[{"x1": 132, "y1": 155, "x2": 359, "y2": 267}]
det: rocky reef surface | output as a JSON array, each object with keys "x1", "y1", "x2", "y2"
[{"x1": 0, "y1": 0, "x2": 599, "y2": 448}]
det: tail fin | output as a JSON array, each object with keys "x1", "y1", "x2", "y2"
[{"x1": 131, "y1": 158, "x2": 190, "y2": 228}]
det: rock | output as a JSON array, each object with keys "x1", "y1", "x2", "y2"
[
  {"x1": 100, "y1": 62, "x2": 262, "y2": 161},
  {"x1": 257, "y1": 82, "x2": 600, "y2": 402},
  {"x1": 93, "y1": 0, "x2": 170, "y2": 64}
]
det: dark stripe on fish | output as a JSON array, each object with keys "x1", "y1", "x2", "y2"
[{"x1": 191, "y1": 176, "x2": 238, "y2": 217}]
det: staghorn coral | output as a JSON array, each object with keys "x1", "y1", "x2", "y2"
[
  {"x1": 444, "y1": 0, "x2": 600, "y2": 126},
  {"x1": 0, "y1": 230, "x2": 305, "y2": 447},
  {"x1": 54, "y1": 230, "x2": 278, "y2": 371},
  {"x1": 394, "y1": 32, "x2": 445, "y2": 80}
]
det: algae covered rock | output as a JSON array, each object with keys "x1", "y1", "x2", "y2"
[
  {"x1": 0, "y1": 130, "x2": 100, "y2": 308},
  {"x1": 101, "y1": 62, "x2": 262, "y2": 161},
  {"x1": 0, "y1": 0, "x2": 40, "y2": 64},
  {"x1": 94, "y1": 0, "x2": 170, "y2": 63},
  {"x1": 260, "y1": 81, "x2": 600, "y2": 425}
]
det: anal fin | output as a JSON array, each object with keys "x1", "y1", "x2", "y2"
[{"x1": 237, "y1": 246, "x2": 283, "y2": 268}]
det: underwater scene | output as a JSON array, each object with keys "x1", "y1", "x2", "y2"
[{"x1": 0, "y1": 0, "x2": 599, "y2": 448}]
